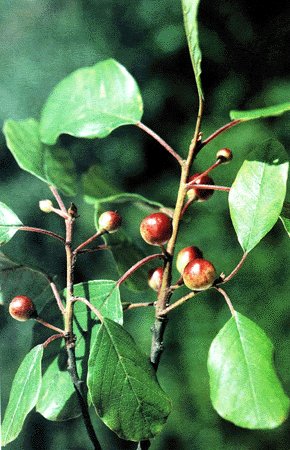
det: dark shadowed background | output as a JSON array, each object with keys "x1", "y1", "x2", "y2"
[{"x1": 1, "y1": 1, "x2": 289, "y2": 449}]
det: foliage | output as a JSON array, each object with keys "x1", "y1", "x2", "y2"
[{"x1": 0, "y1": 1, "x2": 289, "y2": 449}]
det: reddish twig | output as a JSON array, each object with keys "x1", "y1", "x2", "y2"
[
  {"x1": 48, "y1": 279, "x2": 65, "y2": 314},
  {"x1": 185, "y1": 183, "x2": 231, "y2": 192},
  {"x1": 220, "y1": 252, "x2": 248, "y2": 284},
  {"x1": 116, "y1": 253, "x2": 165, "y2": 287},
  {"x1": 123, "y1": 301, "x2": 155, "y2": 311},
  {"x1": 42, "y1": 333, "x2": 64, "y2": 349},
  {"x1": 201, "y1": 119, "x2": 241, "y2": 147},
  {"x1": 73, "y1": 230, "x2": 106, "y2": 254},
  {"x1": 159, "y1": 291, "x2": 197, "y2": 316},
  {"x1": 49, "y1": 186, "x2": 67, "y2": 213},
  {"x1": 137, "y1": 122, "x2": 183, "y2": 166},
  {"x1": 35, "y1": 316, "x2": 65, "y2": 334},
  {"x1": 215, "y1": 286, "x2": 236, "y2": 316},
  {"x1": 19, "y1": 226, "x2": 65, "y2": 243}
]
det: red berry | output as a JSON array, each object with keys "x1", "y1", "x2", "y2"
[
  {"x1": 176, "y1": 246, "x2": 203, "y2": 274},
  {"x1": 98, "y1": 211, "x2": 122, "y2": 233},
  {"x1": 187, "y1": 173, "x2": 214, "y2": 201},
  {"x1": 148, "y1": 267, "x2": 164, "y2": 291},
  {"x1": 140, "y1": 212, "x2": 172, "y2": 246},
  {"x1": 9, "y1": 296, "x2": 37, "y2": 321},
  {"x1": 216, "y1": 148, "x2": 233, "y2": 163},
  {"x1": 183, "y1": 258, "x2": 216, "y2": 291}
]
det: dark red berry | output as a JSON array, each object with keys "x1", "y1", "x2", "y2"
[
  {"x1": 98, "y1": 210, "x2": 122, "y2": 233},
  {"x1": 140, "y1": 212, "x2": 172, "y2": 246},
  {"x1": 176, "y1": 246, "x2": 203, "y2": 274},
  {"x1": 9, "y1": 296, "x2": 37, "y2": 321},
  {"x1": 183, "y1": 258, "x2": 216, "y2": 291},
  {"x1": 148, "y1": 267, "x2": 164, "y2": 291},
  {"x1": 187, "y1": 173, "x2": 214, "y2": 201}
]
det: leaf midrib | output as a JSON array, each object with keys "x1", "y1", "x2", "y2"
[
  {"x1": 103, "y1": 322, "x2": 152, "y2": 430},
  {"x1": 234, "y1": 316, "x2": 261, "y2": 423}
]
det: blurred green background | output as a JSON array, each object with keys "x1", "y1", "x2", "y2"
[{"x1": 1, "y1": 0, "x2": 289, "y2": 449}]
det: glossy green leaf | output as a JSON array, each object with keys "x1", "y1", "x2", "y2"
[
  {"x1": 36, "y1": 280, "x2": 122, "y2": 421},
  {"x1": 36, "y1": 352, "x2": 81, "y2": 421},
  {"x1": 94, "y1": 206, "x2": 149, "y2": 291},
  {"x1": 280, "y1": 201, "x2": 290, "y2": 237},
  {"x1": 82, "y1": 164, "x2": 120, "y2": 204},
  {"x1": 229, "y1": 139, "x2": 289, "y2": 252},
  {"x1": 3, "y1": 119, "x2": 77, "y2": 196},
  {"x1": 0, "y1": 202, "x2": 23, "y2": 246},
  {"x1": 181, "y1": 0, "x2": 203, "y2": 99},
  {"x1": 230, "y1": 102, "x2": 290, "y2": 121},
  {"x1": 2, "y1": 345, "x2": 43, "y2": 446},
  {"x1": 66, "y1": 280, "x2": 123, "y2": 326},
  {"x1": 0, "y1": 252, "x2": 51, "y2": 306},
  {"x1": 40, "y1": 59, "x2": 143, "y2": 145},
  {"x1": 208, "y1": 312, "x2": 289, "y2": 429},
  {"x1": 88, "y1": 318, "x2": 171, "y2": 441}
]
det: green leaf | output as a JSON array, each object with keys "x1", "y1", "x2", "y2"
[
  {"x1": 40, "y1": 59, "x2": 143, "y2": 145},
  {"x1": 230, "y1": 102, "x2": 290, "y2": 121},
  {"x1": 229, "y1": 139, "x2": 289, "y2": 252},
  {"x1": 3, "y1": 119, "x2": 77, "y2": 196},
  {"x1": 66, "y1": 280, "x2": 123, "y2": 326},
  {"x1": 0, "y1": 202, "x2": 23, "y2": 246},
  {"x1": 280, "y1": 201, "x2": 290, "y2": 237},
  {"x1": 36, "y1": 351, "x2": 81, "y2": 421},
  {"x1": 0, "y1": 252, "x2": 51, "y2": 306},
  {"x1": 2, "y1": 345, "x2": 43, "y2": 446},
  {"x1": 88, "y1": 318, "x2": 171, "y2": 441},
  {"x1": 82, "y1": 164, "x2": 120, "y2": 205},
  {"x1": 208, "y1": 312, "x2": 289, "y2": 429},
  {"x1": 181, "y1": 0, "x2": 203, "y2": 99},
  {"x1": 35, "y1": 280, "x2": 122, "y2": 421}
]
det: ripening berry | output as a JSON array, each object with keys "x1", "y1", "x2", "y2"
[
  {"x1": 176, "y1": 246, "x2": 203, "y2": 274},
  {"x1": 183, "y1": 258, "x2": 216, "y2": 291},
  {"x1": 98, "y1": 211, "x2": 122, "y2": 233},
  {"x1": 140, "y1": 212, "x2": 172, "y2": 246},
  {"x1": 9, "y1": 296, "x2": 37, "y2": 321},
  {"x1": 187, "y1": 173, "x2": 215, "y2": 201},
  {"x1": 216, "y1": 148, "x2": 233, "y2": 163},
  {"x1": 148, "y1": 267, "x2": 164, "y2": 291}
]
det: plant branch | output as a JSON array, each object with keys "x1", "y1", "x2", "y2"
[
  {"x1": 181, "y1": 198, "x2": 195, "y2": 217},
  {"x1": 77, "y1": 244, "x2": 111, "y2": 254},
  {"x1": 49, "y1": 185, "x2": 67, "y2": 213},
  {"x1": 72, "y1": 297, "x2": 103, "y2": 322},
  {"x1": 185, "y1": 183, "x2": 231, "y2": 192},
  {"x1": 73, "y1": 230, "x2": 106, "y2": 254},
  {"x1": 116, "y1": 253, "x2": 165, "y2": 287},
  {"x1": 137, "y1": 122, "x2": 183, "y2": 166},
  {"x1": 201, "y1": 119, "x2": 241, "y2": 147},
  {"x1": 34, "y1": 316, "x2": 65, "y2": 334},
  {"x1": 220, "y1": 252, "x2": 248, "y2": 284},
  {"x1": 123, "y1": 301, "x2": 155, "y2": 311},
  {"x1": 159, "y1": 291, "x2": 196, "y2": 316},
  {"x1": 19, "y1": 226, "x2": 65, "y2": 243},
  {"x1": 42, "y1": 333, "x2": 64, "y2": 348},
  {"x1": 215, "y1": 286, "x2": 236, "y2": 316},
  {"x1": 63, "y1": 210, "x2": 101, "y2": 449},
  {"x1": 66, "y1": 346, "x2": 102, "y2": 450},
  {"x1": 47, "y1": 278, "x2": 65, "y2": 314},
  {"x1": 150, "y1": 95, "x2": 205, "y2": 369}
]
